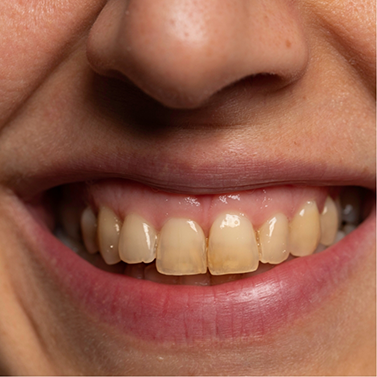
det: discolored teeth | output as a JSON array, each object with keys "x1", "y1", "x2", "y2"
[
  {"x1": 258, "y1": 213, "x2": 289, "y2": 264},
  {"x1": 60, "y1": 191, "x2": 362, "y2": 282},
  {"x1": 97, "y1": 206, "x2": 122, "y2": 265},
  {"x1": 156, "y1": 218, "x2": 206, "y2": 275},
  {"x1": 319, "y1": 197, "x2": 339, "y2": 246},
  {"x1": 119, "y1": 213, "x2": 157, "y2": 264},
  {"x1": 208, "y1": 213, "x2": 259, "y2": 275},
  {"x1": 80, "y1": 207, "x2": 98, "y2": 254},
  {"x1": 288, "y1": 201, "x2": 321, "y2": 257}
]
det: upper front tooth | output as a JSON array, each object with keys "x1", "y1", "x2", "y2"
[
  {"x1": 208, "y1": 213, "x2": 259, "y2": 275},
  {"x1": 288, "y1": 200, "x2": 321, "y2": 257},
  {"x1": 80, "y1": 207, "x2": 98, "y2": 254},
  {"x1": 119, "y1": 213, "x2": 157, "y2": 264},
  {"x1": 319, "y1": 196, "x2": 339, "y2": 246},
  {"x1": 97, "y1": 206, "x2": 122, "y2": 265},
  {"x1": 156, "y1": 218, "x2": 207, "y2": 276},
  {"x1": 258, "y1": 213, "x2": 289, "y2": 264}
]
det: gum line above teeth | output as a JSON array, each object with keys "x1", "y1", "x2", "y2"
[{"x1": 79, "y1": 196, "x2": 344, "y2": 276}]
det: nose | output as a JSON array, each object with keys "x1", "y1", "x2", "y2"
[{"x1": 87, "y1": 0, "x2": 309, "y2": 109}]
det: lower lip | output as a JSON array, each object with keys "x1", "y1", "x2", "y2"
[{"x1": 22, "y1": 199, "x2": 375, "y2": 343}]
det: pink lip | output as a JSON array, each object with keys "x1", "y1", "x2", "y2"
[{"x1": 21, "y1": 196, "x2": 375, "y2": 342}]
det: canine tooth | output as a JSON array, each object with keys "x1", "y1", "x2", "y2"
[
  {"x1": 180, "y1": 272, "x2": 211, "y2": 286},
  {"x1": 208, "y1": 213, "x2": 259, "y2": 275},
  {"x1": 319, "y1": 197, "x2": 339, "y2": 246},
  {"x1": 340, "y1": 188, "x2": 361, "y2": 224},
  {"x1": 258, "y1": 213, "x2": 289, "y2": 264},
  {"x1": 80, "y1": 207, "x2": 98, "y2": 254},
  {"x1": 144, "y1": 264, "x2": 180, "y2": 284},
  {"x1": 119, "y1": 214, "x2": 157, "y2": 264},
  {"x1": 288, "y1": 201, "x2": 321, "y2": 257},
  {"x1": 156, "y1": 218, "x2": 206, "y2": 275},
  {"x1": 97, "y1": 206, "x2": 122, "y2": 265}
]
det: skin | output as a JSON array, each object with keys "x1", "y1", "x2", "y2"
[{"x1": 0, "y1": 0, "x2": 375, "y2": 375}]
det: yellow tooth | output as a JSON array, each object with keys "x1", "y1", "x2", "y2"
[
  {"x1": 288, "y1": 201, "x2": 321, "y2": 257},
  {"x1": 208, "y1": 213, "x2": 259, "y2": 275},
  {"x1": 156, "y1": 218, "x2": 207, "y2": 276},
  {"x1": 97, "y1": 206, "x2": 122, "y2": 265},
  {"x1": 320, "y1": 197, "x2": 339, "y2": 246},
  {"x1": 119, "y1": 214, "x2": 157, "y2": 264},
  {"x1": 80, "y1": 207, "x2": 98, "y2": 254},
  {"x1": 258, "y1": 213, "x2": 289, "y2": 264}
]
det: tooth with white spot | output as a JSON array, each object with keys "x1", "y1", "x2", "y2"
[
  {"x1": 319, "y1": 196, "x2": 339, "y2": 246},
  {"x1": 97, "y1": 206, "x2": 122, "y2": 265},
  {"x1": 340, "y1": 188, "x2": 361, "y2": 224},
  {"x1": 208, "y1": 213, "x2": 259, "y2": 275},
  {"x1": 289, "y1": 201, "x2": 321, "y2": 257},
  {"x1": 81, "y1": 207, "x2": 98, "y2": 254},
  {"x1": 119, "y1": 213, "x2": 157, "y2": 264},
  {"x1": 258, "y1": 213, "x2": 289, "y2": 264},
  {"x1": 156, "y1": 218, "x2": 206, "y2": 275}
]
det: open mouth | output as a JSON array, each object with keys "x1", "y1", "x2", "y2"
[{"x1": 29, "y1": 180, "x2": 372, "y2": 286}]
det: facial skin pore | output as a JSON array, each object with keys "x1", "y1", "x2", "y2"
[{"x1": 0, "y1": 0, "x2": 375, "y2": 375}]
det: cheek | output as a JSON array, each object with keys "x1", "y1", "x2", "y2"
[{"x1": 0, "y1": 1, "x2": 104, "y2": 130}]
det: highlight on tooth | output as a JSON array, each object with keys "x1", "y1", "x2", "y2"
[
  {"x1": 119, "y1": 213, "x2": 157, "y2": 264},
  {"x1": 97, "y1": 206, "x2": 122, "y2": 265},
  {"x1": 288, "y1": 200, "x2": 321, "y2": 257},
  {"x1": 208, "y1": 212, "x2": 259, "y2": 275},
  {"x1": 156, "y1": 218, "x2": 207, "y2": 276}
]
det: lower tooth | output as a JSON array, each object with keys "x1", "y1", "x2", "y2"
[
  {"x1": 210, "y1": 274, "x2": 243, "y2": 286},
  {"x1": 144, "y1": 263, "x2": 180, "y2": 284},
  {"x1": 289, "y1": 201, "x2": 321, "y2": 257},
  {"x1": 208, "y1": 213, "x2": 259, "y2": 275},
  {"x1": 97, "y1": 206, "x2": 122, "y2": 265},
  {"x1": 180, "y1": 272, "x2": 211, "y2": 286},
  {"x1": 343, "y1": 224, "x2": 356, "y2": 235},
  {"x1": 340, "y1": 187, "x2": 361, "y2": 224},
  {"x1": 124, "y1": 263, "x2": 145, "y2": 279}
]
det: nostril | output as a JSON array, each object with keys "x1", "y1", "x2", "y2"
[{"x1": 87, "y1": 0, "x2": 309, "y2": 109}]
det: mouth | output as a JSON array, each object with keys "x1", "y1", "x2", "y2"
[{"x1": 15, "y1": 173, "x2": 375, "y2": 342}]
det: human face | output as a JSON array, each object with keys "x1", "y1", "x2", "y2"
[{"x1": 0, "y1": 0, "x2": 375, "y2": 375}]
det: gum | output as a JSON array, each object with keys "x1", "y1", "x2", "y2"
[{"x1": 65, "y1": 179, "x2": 329, "y2": 236}]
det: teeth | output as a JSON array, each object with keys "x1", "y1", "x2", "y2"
[
  {"x1": 97, "y1": 206, "x2": 122, "y2": 265},
  {"x1": 156, "y1": 218, "x2": 207, "y2": 275},
  {"x1": 288, "y1": 201, "x2": 321, "y2": 257},
  {"x1": 340, "y1": 188, "x2": 361, "y2": 224},
  {"x1": 80, "y1": 207, "x2": 98, "y2": 254},
  {"x1": 74, "y1": 191, "x2": 359, "y2": 280},
  {"x1": 208, "y1": 213, "x2": 259, "y2": 275},
  {"x1": 258, "y1": 213, "x2": 289, "y2": 264},
  {"x1": 119, "y1": 213, "x2": 157, "y2": 264},
  {"x1": 319, "y1": 196, "x2": 339, "y2": 246}
]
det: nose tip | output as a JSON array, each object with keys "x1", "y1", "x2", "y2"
[{"x1": 87, "y1": 0, "x2": 309, "y2": 109}]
